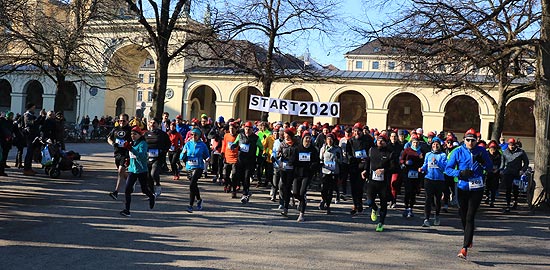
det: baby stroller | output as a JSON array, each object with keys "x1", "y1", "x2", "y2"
[{"x1": 41, "y1": 139, "x2": 83, "y2": 178}]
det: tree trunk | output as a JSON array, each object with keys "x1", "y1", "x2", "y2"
[
  {"x1": 261, "y1": 78, "x2": 272, "y2": 122},
  {"x1": 150, "y1": 53, "x2": 169, "y2": 120},
  {"x1": 532, "y1": 0, "x2": 550, "y2": 206},
  {"x1": 490, "y1": 91, "x2": 508, "y2": 141},
  {"x1": 54, "y1": 74, "x2": 67, "y2": 113}
]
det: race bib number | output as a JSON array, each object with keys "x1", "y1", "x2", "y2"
[
  {"x1": 240, "y1": 143, "x2": 250, "y2": 153},
  {"x1": 354, "y1": 150, "x2": 367, "y2": 159},
  {"x1": 408, "y1": 170, "x2": 419, "y2": 179},
  {"x1": 227, "y1": 142, "x2": 233, "y2": 149},
  {"x1": 372, "y1": 170, "x2": 384, "y2": 181},
  {"x1": 325, "y1": 161, "x2": 336, "y2": 171},
  {"x1": 282, "y1": 161, "x2": 293, "y2": 170},
  {"x1": 129, "y1": 151, "x2": 136, "y2": 159},
  {"x1": 188, "y1": 157, "x2": 199, "y2": 166},
  {"x1": 148, "y1": 149, "x2": 159, "y2": 157},
  {"x1": 170, "y1": 145, "x2": 175, "y2": 151},
  {"x1": 469, "y1": 177, "x2": 484, "y2": 189},
  {"x1": 299, "y1": 152, "x2": 311, "y2": 162},
  {"x1": 115, "y1": 138, "x2": 126, "y2": 145},
  {"x1": 428, "y1": 161, "x2": 439, "y2": 169}
]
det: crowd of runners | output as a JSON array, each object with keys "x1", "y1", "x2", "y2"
[{"x1": 106, "y1": 112, "x2": 531, "y2": 260}]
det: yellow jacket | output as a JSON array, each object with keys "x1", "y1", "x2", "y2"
[{"x1": 262, "y1": 134, "x2": 275, "y2": 163}]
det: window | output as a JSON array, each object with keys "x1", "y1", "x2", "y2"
[
  {"x1": 372, "y1": 61, "x2": 380, "y2": 70},
  {"x1": 355, "y1": 61, "x2": 363, "y2": 69},
  {"x1": 526, "y1": 66, "x2": 535, "y2": 75},
  {"x1": 138, "y1": 74, "x2": 144, "y2": 83},
  {"x1": 148, "y1": 74, "x2": 155, "y2": 84},
  {"x1": 404, "y1": 63, "x2": 412, "y2": 71},
  {"x1": 437, "y1": 64, "x2": 446, "y2": 72},
  {"x1": 137, "y1": 91, "x2": 143, "y2": 101},
  {"x1": 373, "y1": 47, "x2": 381, "y2": 53},
  {"x1": 388, "y1": 61, "x2": 396, "y2": 70},
  {"x1": 147, "y1": 91, "x2": 153, "y2": 102}
]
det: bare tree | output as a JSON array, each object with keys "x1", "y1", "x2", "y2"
[
  {"x1": 0, "y1": 0, "x2": 124, "y2": 113},
  {"x1": 361, "y1": 0, "x2": 539, "y2": 141},
  {"x1": 192, "y1": 0, "x2": 340, "y2": 121}
]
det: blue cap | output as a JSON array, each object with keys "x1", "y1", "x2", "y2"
[
  {"x1": 191, "y1": 128, "x2": 202, "y2": 135},
  {"x1": 432, "y1": 137, "x2": 442, "y2": 144},
  {"x1": 218, "y1": 116, "x2": 225, "y2": 123}
]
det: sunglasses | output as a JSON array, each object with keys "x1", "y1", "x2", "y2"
[{"x1": 465, "y1": 139, "x2": 476, "y2": 142}]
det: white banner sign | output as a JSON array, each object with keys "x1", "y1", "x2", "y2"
[{"x1": 248, "y1": 95, "x2": 340, "y2": 117}]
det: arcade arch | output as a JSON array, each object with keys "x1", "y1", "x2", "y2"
[
  {"x1": 188, "y1": 85, "x2": 217, "y2": 120},
  {"x1": 234, "y1": 86, "x2": 262, "y2": 121},
  {"x1": 337, "y1": 90, "x2": 367, "y2": 126},
  {"x1": 503, "y1": 98, "x2": 535, "y2": 137},
  {"x1": 24, "y1": 80, "x2": 44, "y2": 110},
  {"x1": 443, "y1": 95, "x2": 480, "y2": 133},
  {"x1": 115, "y1": 98, "x2": 126, "y2": 116},
  {"x1": 386, "y1": 93, "x2": 423, "y2": 130},
  {"x1": 0, "y1": 79, "x2": 12, "y2": 112},
  {"x1": 283, "y1": 88, "x2": 313, "y2": 124}
]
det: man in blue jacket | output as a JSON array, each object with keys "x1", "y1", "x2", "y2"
[{"x1": 445, "y1": 128, "x2": 493, "y2": 260}]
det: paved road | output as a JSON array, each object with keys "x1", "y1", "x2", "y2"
[{"x1": 0, "y1": 143, "x2": 549, "y2": 270}]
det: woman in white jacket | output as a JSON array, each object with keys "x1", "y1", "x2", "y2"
[{"x1": 319, "y1": 134, "x2": 342, "y2": 214}]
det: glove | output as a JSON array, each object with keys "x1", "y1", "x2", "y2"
[
  {"x1": 459, "y1": 169, "x2": 474, "y2": 180},
  {"x1": 113, "y1": 143, "x2": 119, "y2": 148},
  {"x1": 406, "y1": 160, "x2": 413, "y2": 166},
  {"x1": 123, "y1": 141, "x2": 132, "y2": 150},
  {"x1": 474, "y1": 153, "x2": 485, "y2": 165}
]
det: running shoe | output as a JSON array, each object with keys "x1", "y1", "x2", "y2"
[
  {"x1": 318, "y1": 201, "x2": 326, "y2": 211},
  {"x1": 371, "y1": 209, "x2": 379, "y2": 222},
  {"x1": 149, "y1": 196, "x2": 155, "y2": 209},
  {"x1": 390, "y1": 203, "x2": 397, "y2": 209},
  {"x1": 375, "y1": 223, "x2": 384, "y2": 232},
  {"x1": 240, "y1": 195, "x2": 249, "y2": 204},
  {"x1": 402, "y1": 209, "x2": 408, "y2": 217},
  {"x1": 278, "y1": 204, "x2": 284, "y2": 210},
  {"x1": 407, "y1": 209, "x2": 414, "y2": 218},
  {"x1": 119, "y1": 209, "x2": 131, "y2": 217},
  {"x1": 297, "y1": 213, "x2": 304, "y2": 222},
  {"x1": 326, "y1": 207, "x2": 331, "y2": 215},
  {"x1": 457, "y1": 248, "x2": 467, "y2": 260},
  {"x1": 433, "y1": 216, "x2": 441, "y2": 226},
  {"x1": 154, "y1": 186, "x2": 162, "y2": 197},
  {"x1": 422, "y1": 219, "x2": 430, "y2": 227},
  {"x1": 109, "y1": 192, "x2": 118, "y2": 200},
  {"x1": 281, "y1": 208, "x2": 288, "y2": 217},
  {"x1": 350, "y1": 208, "x2": 358, "y2": 216},
  {"x1": 503, "y1": 207, "x2": 511, "y2": 213},
  {"x1": 212, "y1": 176, "x2": 217, "y2": 183},
  {"x1": 186, "y1": 206, "x2": 193, "y2": 213},
  {"x1": 197, "y1": 199, "x2": 203, "y2": 210}
]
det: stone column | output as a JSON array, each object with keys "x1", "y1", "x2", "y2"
[
  {"x1": 42, "y1": 93, "x2": 56, "y2": 111},
  {"x1": 480, "y1": 114, "x2": 494, "y2": 141},
  {"x1": 10, "y1": 92, "x2": 25, "y2": 114},
  {"x1": 422, "y1": 111, "x2": 445, "y2": 134},
  {"x1": 366, "y1": 108, "x2": 388, "y2": 130},
  {"x1": 215, "y1": 101, "x2": 234, "y2": 122}
]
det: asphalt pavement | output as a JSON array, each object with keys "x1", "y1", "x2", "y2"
[{"x1": 0, "y1": 143, "x2": 549, "y2": 270}]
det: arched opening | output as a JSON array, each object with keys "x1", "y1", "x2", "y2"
[
  {"x1": 503, "y1": 98, "x2": 535, "y2": 137},
  {"x1": 56, "y1": 82, "x2": 78, "y2": 123},
  {"x1": 337, "y1": 90, "x2": 366, "y2": 126},
  {"x1": 0, "y1": 79, "x2": 12, "y2": 112},
  {"x1": 115, "y1": 98, "x2": 125, "y2": 116},
  {"x1": 25, "y1": 80, "x2": 44, "y2": 110},
  {"x1": 190, "y1": 99, "x2": 200, "y2": 120},
  {"x1": 105, "y1": 44, "x2": 152, "y2": 117},
  {"x1": 189, "y1": 85, "x2": 217, "y2": 120},
  {"x1": 387, "y1": 93, "x2": 423, "y2": 130},
  {"x1": 283, "y1": 88, "x2": 313, "y2": 124},
  {"x1": 234, "y1": 87, "x2": 262, "y2": 121},
  {"x1": 443, "y1": 95, "x2": 480, "y2": 133}
]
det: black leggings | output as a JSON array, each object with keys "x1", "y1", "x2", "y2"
[
  {"x1": 349, "y1": 166, "x2": 365, "y2": 211},
  {"x1": 457, "y1": 189, "x2": 483, "y2": 248},
  {"x1": 168, "y1": 150, "x2": 180, "y2": 176},
  {"x1": 147, "y1": 159, "x2": 161, "y2": 192},
  {"x1": 224, "y1": 163, "x2": 237, "y2": 189},
  {"x1": 321, "y1": 174, "x2": 338, "y2": 207},
  {"x1": 280, "y1": 170, "x2": 294, "y2": 209},
  {"x1": 502, "y1": 174, "x2": 519, "y2": 206},
  {"x1": 188, "y1": 169, "x2": 203, "y2": 206},
  {"x1": 424, "y1": 179, "x2": 445, "y2": 219},
  {"x1": 236, "y1": 162, "x2": 255, "y2": 195},
  {"x1": 366, "y1": 180, "x2": 388, "y2": 224},
  {"x1": 124, "y1": 172, "x2": 155, "y2": 211},
  {"x1": 404, "y1": 177, "x2": 420, "y2": 209},
  {"x1": 211, "y1": 153, "x2": 224, "y2": 178},
  {"x1": 338, "y1": 163, "x2": 350, "y2": 195},
  {"x1": 485, "y1": 172, "x2": 500, "y2": 203},
  {"x1": 293, "y1": 175, "x2": 311, "y2": 213}
]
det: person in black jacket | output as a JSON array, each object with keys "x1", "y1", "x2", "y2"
[
  {"x1": 387, "y1": 131, "x2": 404, "y2": 208},
  {"x1": 365, "y1": 135, "x2": 392, "y2": 232},
  {"x1": 0, "y1": 112, "x2": 15, "y2": 176},
  {"x1": 107, "y1": 113, "x2": 132, "y2": 200},
  {"x1": 277, "y1": 127, "x2": 297, "y2": 217},
  {"x1": 230, "y1": 121, "x2": 263, "y2": 204},
  {"x1": 346, "y1": 122, "x2": 374, "y2": 215},
  {"x1": 22, "y1": 103, "x2": 40, "y2": 175},
  {"x1": 485, "y1": 140, "x2": 501, "y2": 207},
  {"x1": 144, "y1": 118, "x2": 171, "y2": 197},
  {"x1": 293, "y1": 131, "x2": 319, "y2": 222},
  {"x1": 500, "y1": 137, "x2": 530, "y2": 212}
]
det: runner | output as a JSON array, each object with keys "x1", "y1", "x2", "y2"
[
  {"x1": 167, "y1": 122, "x2": 184, "y2": 180},
  {"x1": 388, "y1": 131, "x2": 404, "y2": 208},
  {"x1": 221, "y1": 121, "x2": 239, "y2": 197},
  {"x1": 346, "y1": 122, "x2": 374, "y2": 215},
  {"x1": 292, "y1": 132, "x2": 319, "y2": 222},
  {"x1": 144, "y1": 118, "x2": 170, "y2": 197},
  {"x1": 230, "y1": 121, "x2": 263, "y2": 203},
  {"x1": 485, "y1": 140, "x2": 501, "y2": 207},
  {"x1": 119, "y1": 126, "x2": 155, "y2": 217},
  {"x1": 270, "y1": 126, "x2": 285, "y2": 204},
  {"x1": 400, "y1": 135, "x2": 424, "y2": 218},
  {"x1": 319, "y1": 133, "x2": 342, "y2": 214},
  {"x1": 365, "y1": 135, "x2": 392, "y2": 232},
  {"x1": 500, "y1": 137, "x2": 530, "y2": 212},
  {"x1": 180, "y1": 128, "x2": 210, "y2": 213},
  {"x1": 445, "y1": 129, "x2": 493, "y2": 260},
  {"x1": 107, "y1": 113, "x2": 132, "y2": 200},
  {"x1": 419, "y1": 137, "x2": 447, "y2": 227},
  {"x1": 337, "y1": 127, "x2": 352, "y2": 203},
  {"x1": 277, "y1": 127, "x2": 297, "y2": 216}
]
